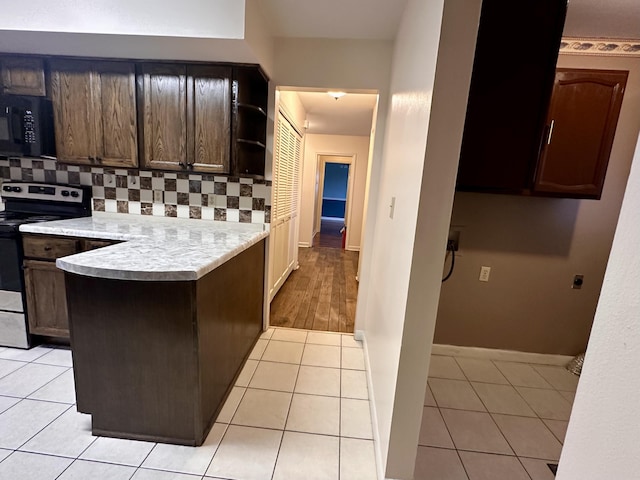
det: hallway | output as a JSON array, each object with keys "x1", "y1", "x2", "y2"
[{"x1": 270, "y1": 246, "x2": 358, "y2": 333}]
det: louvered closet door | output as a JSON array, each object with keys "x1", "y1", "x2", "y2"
[{"x1": 270, "y1": 111, "x2": 302, "y2": 298}]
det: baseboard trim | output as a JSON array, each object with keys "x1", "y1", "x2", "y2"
[
  {"x1": 298, "y1": 242, "x2": 311, "y2": 248},
  {"x1": 359, "y1": 332, "x2": 384, "y2": 480},
  {"x1": 432, "y1": 344, "x2": 574, "y2": 366},
  {"x1": 346, "y1": 245, "x2": 360, "y2": 252}
]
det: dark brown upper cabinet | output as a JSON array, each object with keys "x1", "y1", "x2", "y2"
[
  {"x1": 1, "y1": 56, "x2": 46, "y2": 96},
  {"x1": 533, "y1": 69, "x2": 628, "y2": 199},
  {"x1": 139, "y1": 63, "x2": 231, "y2": 174},
  {"x1": 50, "y1": 59, "x2": 138, "y2": 168},
  {"x1": 232, "y1": 67, "x2": 268, "y2": 177},
  {"x1": 456, "y1": 0, "x2": 568, "y2": 194}
]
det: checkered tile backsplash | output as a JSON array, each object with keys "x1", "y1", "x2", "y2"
[{"x1": 0, "y1": 157, "x2": 272, "y2": 223}]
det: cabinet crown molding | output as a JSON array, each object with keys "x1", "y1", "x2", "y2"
[{"x1": 560, "y1": 37, "x2": 640, "y2": 57}]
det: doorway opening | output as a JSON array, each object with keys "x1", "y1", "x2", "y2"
[
  {"x1": 315, "y1": 156, "x2": 354, "y2": 249},
  {"x1": 268, "y1": 88, "x2": 378, "y2": 333}
]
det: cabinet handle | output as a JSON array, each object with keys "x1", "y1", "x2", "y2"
[
  {"x1": 44, "y1": 246, "x2": 52, "y2": 251},
  {"x1": 96, "y1": 157, "x2": 102, "y2": 162},
  {"x1": 546, "y1": 120, "x2": 555, "y2": 145},
  {"x1": 179, "y1": 162, "x2": 187, "y2": 168}
]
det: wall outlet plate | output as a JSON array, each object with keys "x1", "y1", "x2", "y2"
[
  {"x1": 448, "y1": 230, "x2": 460, "y2": 251},
  {"x1": 479, "y1": 266, "x2": 491, "y2": 282},
  {"x1": 153, "y1": 190, "x2": 163, "y2": 203}
]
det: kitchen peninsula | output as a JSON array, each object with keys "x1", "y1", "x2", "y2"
[{"x1": 20, "y1": 212, "x2": 268, "y2": 446}]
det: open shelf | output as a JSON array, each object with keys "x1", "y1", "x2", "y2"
[
  {"x1": 237, "y1": 139, "x2": 266, "y2": 149},
  {"x1": 232, "y1": 66, "x2": 268, "y2": 177},
  {"x1": 238, "y1": 103, "x2": 267, "y2": 116}
]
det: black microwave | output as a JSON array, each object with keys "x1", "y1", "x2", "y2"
[{"x1": 0, "y1": 95, "x2": 56, "y2": 158}]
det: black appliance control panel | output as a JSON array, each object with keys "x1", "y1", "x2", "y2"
[
  {"x1": 23, "y1": 110, "x2": 36, "y2": 144},
  {"x1": 1, "y1": 182, "x2": 85, "y2": 204}
]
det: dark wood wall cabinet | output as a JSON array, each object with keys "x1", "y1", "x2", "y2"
[
  {"x1": 50, "y1": 59, "x2": 138, "y2": 168},
  {"x1": 1, "y1": 56, "x2": 47, "y2": 96},
  {"x1": 457, "y1": 0, "x2": 567, "y2": 195},
  {"x1": 138, "y1": 64, "x2": 232, "y2": 174},
  {"x1": 533, "y1": 69, "x2": 628, "y2": 199},
  {"x1": 456, "y1": 0, "x2": 627, "y2": 200},
  {"x1": 22, "y1": 234, "x2": 118, "y2": 339},
  {"x1": 2, "y1": 53, "x2": 269, "y2": 177}
]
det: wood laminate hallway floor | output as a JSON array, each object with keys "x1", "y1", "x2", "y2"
[{"x1": 270, "y1": 247, "x2": 359, "y2": 333}]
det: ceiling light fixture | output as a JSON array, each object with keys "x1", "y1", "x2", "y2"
[{"x1": 327, "y1": 91, "x2": 347, "y2": 100}]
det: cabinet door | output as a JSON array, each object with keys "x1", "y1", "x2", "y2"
[
  {"x1": 187, "y1": 65, "x2": 231, "y2": 173},
  {"x1": 1, "y1": 56, "x2": 46, "y2": 96},
  {"x1": 534, "y1": 69, "x2": 628, "y2": 199},
  {"x1": 50, "y1": 59, "x2": 96, "y2": 164},
  {"x1": 140, "y1": 64, "x2": 188, "y2": 170},
  {"x1": 93, "y1": 62, "x2": 138, "y2": 168},
  {"x1": 23, "y1": 260, "x2": 70, "y2": 338}
]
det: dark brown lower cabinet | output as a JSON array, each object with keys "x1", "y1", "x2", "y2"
[
  {"x1": 23, "y1": 260, "x2": 70, "y2": 338},
  {"x1": 534, "y1": 68, "x2": 628, "y2": 199},
  {"x1": 22, "y1": 234, "x2": 119, "y2": 339},
  {"x1": 66, "y1": 240, "x2": 265, "y2": 446}
]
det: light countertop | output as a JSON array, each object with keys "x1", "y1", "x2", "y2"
[{"x1": 19, "y1": 212, "x2": 269, "y2": 281}]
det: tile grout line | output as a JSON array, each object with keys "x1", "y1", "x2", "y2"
[
  {"x1": 0, "y1": 359, "x2": 31, "y2": 381},
  {"x1": 12, "y1": 402, "x2": 75, "y2": 453},
  {"x1": 200, "y1": 421, "x2": 230, "y2": 479},
  {"x1": 432, "y1": 405, "x2": 470, "y2": 480},
  {"x1": 338, "y1": 340, "x2": 343, "y2": 480},
  {"x1": 268, "y1": 341, "x2": 304, "y2": 480}
]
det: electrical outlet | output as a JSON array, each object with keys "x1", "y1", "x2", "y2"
[
  {"x1": 208, "y1": 194, "x2": 216, "y2": 207},
  {"x1": 479, "y1": 266, "x2": 491, "y2": 282},
  {"x1": 389, "y1": 197, "x2": 396, "y2": 219},
  {"x1": 104, "y1": 174, "x2": 114, "y2": 186},
  {"x1": 448, "y1": 230, "x2": 460, "y2": 251},
  {"x1": 153, "y1": 190, "x2": 163, "y2": 203}
]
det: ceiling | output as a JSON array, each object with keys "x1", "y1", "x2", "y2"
[
  {"x1": 267, "y1": 0, "x2": 639, "y2": 138},
  {"x1": 258, "y1": 0, "x2": 640, "y2": 41},
  {"x1": 293, "y1": 91, "x2": 378, "y2": 136},
  {"x1": 563, "y1": 0, "x2": 640, "y2": 39}
]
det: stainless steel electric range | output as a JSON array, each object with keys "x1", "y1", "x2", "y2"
[{"x1": 0, "y1": 181, "x2": 91, "y2": 348}]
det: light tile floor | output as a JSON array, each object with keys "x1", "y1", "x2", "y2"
[
  {"x1": 416, "y1": 354, "x2": 579, "y2": 480},
  {"x1": 0, "y1": 328, "x2": 377, "y2": 480}
]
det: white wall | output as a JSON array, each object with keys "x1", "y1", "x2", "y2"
[
  {"x1": 0, "y1": 0, "x2": 244, "y2": 38},
  {"x1": 557, "y1": 133, "x2": 640, "y2": 478},
  {"x1": 0, "y1": 0, "x2": 276, "y2": 75},
  {"x1": 299, "y1": 134, "x2": 370, "y2": 250},
  {"x1": 277, "y1": 91, "x2": 307, "y2": 133},
  {"x1": 357, "y1": 0, "x2": 482, "y2": 477},
  {"x1": 244, "y1": 0, "x2": 275, "y2": 76}
]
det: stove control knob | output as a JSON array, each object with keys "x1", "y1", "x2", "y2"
[
  {"x1": 11, "y1": 186, "x2": 22, "y2": 193},
  {"x1": 61, "y1": 190, "x2": 70, "y2": 197},
  {"x1": 70, "y1": 191, "x2": 80, "y2": 198}
]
